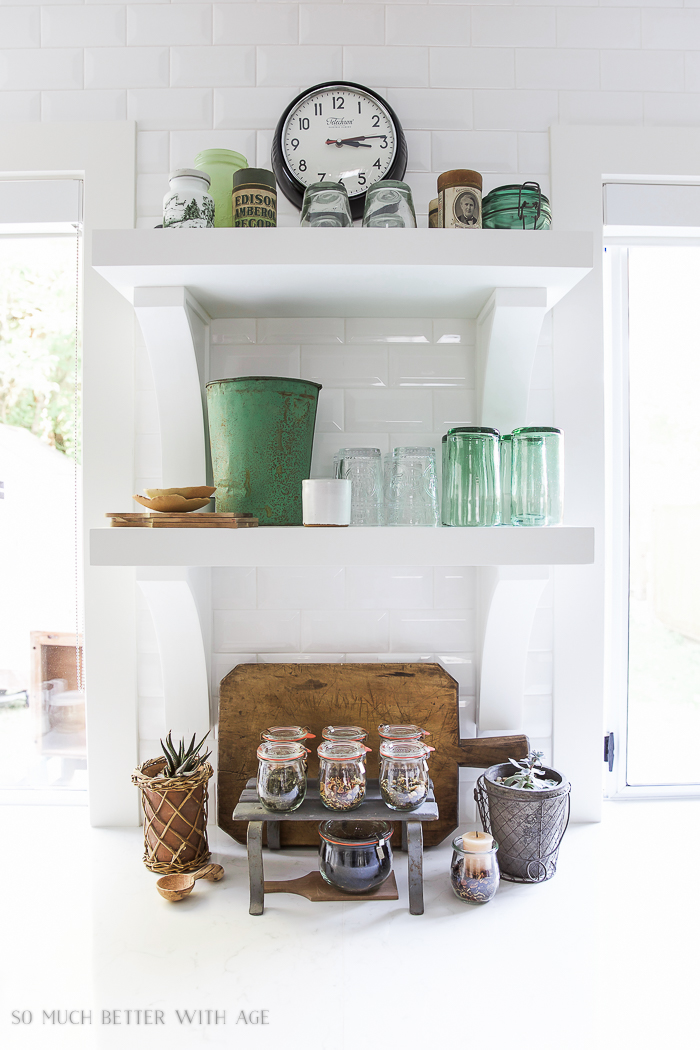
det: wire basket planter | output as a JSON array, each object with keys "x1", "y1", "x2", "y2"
[
  {"x1": 132, "y1": 757, "x2": 213, "y2": 874},
  {"x1": 474, "y1": 763, "x2": 570, "y2": 884}
]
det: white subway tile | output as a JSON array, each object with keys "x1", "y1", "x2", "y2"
[
  {"x1": 258, "y1": 653, "x2": 345, "y2": 663},
  {"x1": 430, "y1": 47, "x2": 514, "y2": 90},
  {"x1": 311, "y1": 432, "x2": 389, "y2": 477},
  {"x1": 214, "y1": 609, "x2": 300, "y2": 652},
  {"x1": 315, "y1": 388, "x2": 344, "y2": 433},
  {"x1": 517, "y1": 132, "x2": 549, "y2": 174},
  {"x1": 214, "y1": 4, "x2": 299, "y2": 45},
  {"x1": 128, "y1": 4, "x2": 211, "y2": 46},
  {"x1": 211, "y1": 653, "x2": 257, "y2": 697},
  {"x1": 171, "y1": 46, "x2": 255, "y2": 88},
  {"x1": 258, "y1": 566, "x2": 345, "y2": 610},
  {"x1": 86, "y1": 46, "x2": 168, "y2": 89},
  {"x1": 474, "y1": 89, "x2": 558, "y2": 132},
  {"x1": 472, "y1": 6, "x2": 555, "y2": 47},
  {"x1": 215, "y1": 86, "x2": 301, "y2": 129},
  {"x1": 128, "y1": 87, "x2": 212, "y2": 130},
  {"x1": 388, "y1": 431, "x2": 442, "y2": 455},
  {"x1": 515, "y1": 49, "x2": 599, "y2": 91},
  {"x1": 389, "y1": 345, "x2": 472, "y2": 388},
  {"x1": 345, "y1": 388, "x2": 433, "y2": 432},
  {"x1": 686, "y1": 52, "x2": 700, "y2": 92},
  {"x1": 434, "y1": 568, "x2": 476, "y2": 610},
  {"x1": 386, "y1": 87, "x2": 472, "y2": 130},
  {"x1": 525, "y1": 651, "x2": 553, "y2": 694},
  {"x1": 643, "y1": 92, "x2": 700, "y2": 126},
  {"x1": 386, "y1": 5, "x2": 470, "y2": 46},
  {"x1": 43, "y1": 89, "x2": 126, "y2": 122},
  {"x1": 600, "y1": 0, "x2": 679, "y2": 6},
  {"x1": 560, "y1": 90, "x2": 644, "y2": 126},
  {"x1": 392, "y1": 609, "x2": 474, "y2": 652},
  {"x1": 530, "y1": 344, "x2": 552, "y2": 390},
  {"x1": 42, "y1": 5, "x2": 125, "y2": 47},
  {"x1": 302, "y1": 609, "x2": 389, "y2": 652},
  {"x1": 601, "y1": 50, "x2": 683, "y2": 92},
  {"x1": 433, "y1": 319, "x2": 476, "y2": 345},
  {"x1": 346, "y1": 318, "x2": 431, "y2": 343},
  {"x1": 432, "y1": 129, "x2": 517, "y2": 173},
  {"x1": 136, "y1": 172, "x2": 168, "y2": 216},
  {"x1": 0, "y1": 6, "x2": 39, "y2": 47},
  {"x1": 433, "y1": 388, "x2": 476, "y2": 429},
  {"x1": 0, "y1": 91, "x2": 40, "y2": 122},
  {"x1": 257, "y1": 45, "x2": 342, "y2": 86},
  {"x1": 557, "y1": 8, "x2": 640, "y2": 49},
  {"x1": 344, "y1": 46, "x2": 429, "y2": 89},
  {"x1": 170, "y1": 130, "x2": 256, "y2": 169},
  {"x1": 301, "y1": 345, "x2": 388, "y2": 387},
  {"x1": 209, "y1": 344, "x2": 300, "y2": 380},
  {"x1": 436, "y1": 652, "x2": 476, "y2": 693},
  {"x1": 0, "y1": 48, "x2": 82, "y2": 90},
  {"x1": 404, "y1": 129, "x2": 431, "y2": 172},
  {"x1": 137, "y1": 652, "x2": 163, "y2": 696},
  {"x1": 642, "y1": 9, "x2": 700, "y2": 48},
  {"x1": 300, "y1": 4, "x2": 384, "y2": 45},
  {"x1": 256, "y1": 128, "x2": 274, "y2": 168},
  {"x1": 346, "y1": 566, "x2": 433, "y2": 609},
  {"x1": 259, "y1": 317, "x2": 343, "y2": 344},
  {"x1": 212, "y1": 567, "x2": 257, "y2": 610},
  {"x1": 210, "y1": 318, "x2": 256, "y2": 345},
  {"x1": 523, "y1": 694, "x2": 552, "y2": 738}
]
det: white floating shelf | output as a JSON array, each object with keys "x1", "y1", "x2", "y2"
[
  {"x1": 90, "y1": 525, "x2": 594, "y2": 568},
  {"x1": 92, "y1": 228, "x2": 593, "y2": 319}
]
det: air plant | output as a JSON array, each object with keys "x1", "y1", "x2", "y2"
[
  {"x1": 497, "y1": 751, "x2": 557, "y2": 790},
  {"x1": 160, "y1": 730, "x2": 211, "y2": 776}
]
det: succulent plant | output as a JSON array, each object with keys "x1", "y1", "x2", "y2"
[
  {"x1": 160, "y1": 730, "x2": 211, "y2": 777},
  {"x1": 497, "y1": 751, "x2": 557, "y2": 791}
]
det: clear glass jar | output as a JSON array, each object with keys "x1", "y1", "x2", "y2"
[
  {"x1": 256, "y1": 741, "x2": 307, "y2": 813},
  {"x1": 163, "y1": 169, "x2": 215, "y2": 229},
  {"x1": 318, "y1": 820, "x2": 393, "y2": 894},
  {"x1": 317, "y1": 740, "x2": 369, "y2": 812},
  {"x1": 482, "y1": 182, "x2": 551, "y2": 231},
  {"x1": 378, "y1": 724, "x2": 430, "y2": 743},
  {"x1": 322, "y1": 726, "x2": 368, "y2": 745},
  {"x1": 450, "y1": 835, "x2": 500, "y2": 903},
  {"x1": 362, "y1": 180, "x2": 416, "y2": 228},
  {"x1": 379, "y1": 740, "x2": 433, "y2": 811},
  {"x1": 301, "y1": 182, "x2": 352, "y2": 228},
  {"x1": 500, "y1": 433, "x2": 512, "y2": 525},
  {"x1": 260, "y1": 725, "x2": 315, "y2": 745},
  {"x1": 445, "y1": 427, "x2": 501, "y2": 527},
  {"x1": 194, "y1": 149, "x2": 248, "y2": 228},
  {"x1": 511, "y1": 426, "x2": 563, "y2": 526}
]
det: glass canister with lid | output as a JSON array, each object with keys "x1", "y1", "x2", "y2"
[
  {"x1": 378, "y1": 724, "x2": 430, "y2": 743},
  {"x1": 256, "y1": 741, "x2": 307, "y2": 813},
  {"x1": 261, "y1": 725, "x2": 315, "y2": 745},
  {"x1": 317, "y1": 740, "x2": 370, "y2": 812},
  {"x1": 322, "y1": 726, "x2": 368, "y2": 745},
  {"x1": 318, "y1": 820, "x2": 393, "y2": 894},
  {"x1": 194, "y1": 148, "x2": 248, "y2": 227},
  {"x1": 379, "y1": 740, "x2": 434, "y2": 811},
  {"x1": 482, "y1": 182, "x2": 552, "y2": 231}
]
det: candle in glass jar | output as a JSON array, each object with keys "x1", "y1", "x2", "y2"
[{"x1": 462, "y1": 830, "x2": 493, "y2": 852}]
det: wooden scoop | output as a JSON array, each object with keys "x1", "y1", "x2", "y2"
[{"x1": 156, "y1": 863, "x2": 224, "y2": 902}]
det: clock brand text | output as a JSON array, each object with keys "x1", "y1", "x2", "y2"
[{"x1": 326, "y1": 118, "x2": 353, "y2": 127}]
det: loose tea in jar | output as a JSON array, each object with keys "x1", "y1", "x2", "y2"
[
  {"x1": 256, "y1": 741, "x2": 307, "y2": 813},
  {"x1": 379, "y1": 740, "x2": 433, "y2": 811},
  {"x1": 318, "y1": 820, "x2": 393, "y2": 894},
  {"x1": 450, "y1": 832, "x2": 500, "y2": 904},
  {"x1": 317, "y1": 740, "x2": 370, "y2": 812}
]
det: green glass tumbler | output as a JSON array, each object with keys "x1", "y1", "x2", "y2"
[
  {"x1": 511, "y1": 426, "x2": 563, "y2": 526},
  {"x1": 441, "y1": 433, "x2": 450, "y2": 525},
  {"x1": 445, "y1": 427, "x2": 500, "y2": 527},
  {"x1": 194, "y1": 149, "x2": 248, "y2": 227},
  {"x1": 500, "y1": 434, "x2": 512, "y2": 525}
]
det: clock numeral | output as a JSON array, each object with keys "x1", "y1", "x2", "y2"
[
  {"x1": 372, "y1": 115, "x2": 380, "y2": 128},
  {"x1": 332, "y1": 96, "x2": 344, "y2": 110},
  {"x1": 299, "y1": 159, "x2": 307, "y2": 172},
  {"x1": 357, "y1": 172, "x2": 366, "y2": 186},
  {"x1": 290, "y1": 138, "x2": 299, "y2": 151},
  {"x1": 317, "y1": 172, "x2": 326, "y2": 181},
  {"x1": 357, "y1": 102, "x2": 362, "y2": 113},
  {"x1": 299, "y1": 118, "x2": 310, "y2": 130},
  {"x1": 379, "y1": 136, "x2": 388, "y2": 149},
  {"x1": 372, "y1": 158, "x2": 382, "y2": 170},
  {"x1": 314, "y1": 103, "x2": 322, "y2": 116}
]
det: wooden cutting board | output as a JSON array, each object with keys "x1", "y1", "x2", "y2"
[
  {"x1": 106, "y1": 512, "x2": 258, "y2": 528},
  {"x1": 218, "y1": 662, "x2": 528, "y2": 848}
]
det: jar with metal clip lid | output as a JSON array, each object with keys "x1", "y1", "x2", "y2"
[
  {"x1": 256, "y1": 741, "x2": 307, "y2": 813},
  {"x1": 437, "y1": 169, "x2": 482, "y2": 229},
  {"x1": 378, "y1": 724, "x2": 430, "y2": 742},
  {"x1": 482, "y1": 182, "x2": 551, "y2": 230},
  {"x1": 317, "y1": 740, "x2": 370, "y2": 812},
  {"x1": 379, "y1": 740, "x2": 434, "y2": 811},
  {"x1": 260, "y1": 725, "x2": 315, "y2": 744},
  {"x1": 322, "y1": 725, "x2": 368, "y2": 745}
]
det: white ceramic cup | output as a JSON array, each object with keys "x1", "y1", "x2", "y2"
[{"x1": 302, "y1": 479, "x2": 352, "y2": 526}]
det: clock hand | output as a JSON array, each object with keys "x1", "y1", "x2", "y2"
[{"x1": 325, "y1": 138, "x2": 371, "y2": 148}]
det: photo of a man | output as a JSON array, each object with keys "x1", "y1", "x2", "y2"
[{"x1": 453, "y1": 189, "x2": 480, "y2": 227}]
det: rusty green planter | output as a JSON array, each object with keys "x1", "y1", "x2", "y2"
[{"x1": 206, "y1": 376, "x2": 322, "y2": 525}]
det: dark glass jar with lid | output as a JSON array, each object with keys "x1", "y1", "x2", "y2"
[
  {"x1": 482, "y1": 182, "x2": 551, "y2": 230},
  {"x1": 318, "y1": 820, "x2": 393, "y2": 893}
]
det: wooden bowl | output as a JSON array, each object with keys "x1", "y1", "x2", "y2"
[
  {"x1": 144, "y1": 487, "x2": 216, "y2": 500},
  {"x1": 133, "y1": 494, "x2": 212, "y2": 513}
]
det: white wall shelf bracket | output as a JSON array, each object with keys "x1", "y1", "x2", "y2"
[
  {"x1": 477, "y1": 565, "x2": 550, "y2": 732},
  {"x1": 134, "y1": 286, "x2": 210, "y2": 487},
  {"x1": 476, "y1": 287, "x2": 549, "y2": 434}
]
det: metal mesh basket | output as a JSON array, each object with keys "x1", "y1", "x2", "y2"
[{"x1": 474, "y1": 763, "x2": 570, "y2": 883}]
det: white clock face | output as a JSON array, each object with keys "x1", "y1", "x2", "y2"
[{"x1": 283, "y1": 86, "x2": 396, "y2": 199}]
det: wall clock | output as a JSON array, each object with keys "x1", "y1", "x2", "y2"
[{"x1": 272, "y1": 81, "x2": 408, "y2": 221}]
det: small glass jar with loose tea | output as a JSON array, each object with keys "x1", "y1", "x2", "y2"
[
  {"x1": 322, "y1": 725, "x2": 368, "y2": 745},
  {"x1": 256, "y1": 741, "x2": 307, "y2": 813},
  {"x1": 379, "y1": 740, "x2": 433, "y2": 811},
  {"x1": 378, "y1": 724, "x2": 430, "y2": 743},
  {"x1": 450, "y1": 832, "x2": 500, "y2": 904},
  {"x1": 317, "y1": 740, "x2": 370, "y2": 812}
]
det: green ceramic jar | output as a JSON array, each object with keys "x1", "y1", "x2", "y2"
[
  {"x1": 482, "y1": 182, "x2": 552, "y2": 231},
  {"x1": 194, "y1": 149, "x2": 248, "y2": 227}
]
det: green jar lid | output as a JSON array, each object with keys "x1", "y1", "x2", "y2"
[
  {"x1": 233, "y1": 167, "x2": 276, "y2": 191},
  {"x1": 448, "y1": 426, "x2": 500, "y2": 437}
]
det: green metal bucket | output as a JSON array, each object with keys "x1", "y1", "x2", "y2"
[{"x1": 206, "y1": 376, "x2": 322, "y2": 525}]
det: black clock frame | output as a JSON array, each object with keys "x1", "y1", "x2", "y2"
[{"x1": 271, "y1": 81, "x2": 408, "y2": 222}]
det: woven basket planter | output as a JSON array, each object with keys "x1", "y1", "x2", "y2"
[
  {"x1": 132, "y1": 757, "x2": 213, "y2": 874},
  {"x1": 475, "y1": 763, "x2": 570, "y2": 884}
]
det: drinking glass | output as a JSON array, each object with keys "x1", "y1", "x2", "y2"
[
  {"x1": 384, "y1": 446, "x2": 439, "y2": 526},
  {"x1": 511, "y1": 426, "x2": 563, "y2": 526},
  {"x1": 500, "y1": 433, "x2": 512, "y2": 525},
  {"x1": 441, "y1": 433, "x2": 450, "y2": 525},
  {"x1": 362, "y1": 181, "x2": 417, "y2": 228},
  {"x1": 445, "y1": 428, "x2": 500, "y2": 527},
  {"x1": 334, "y1": 447, "x2": 384, "y2": 525},
  {"x1": 301, "y1": 182, "x2": 352, "y2": 227}
]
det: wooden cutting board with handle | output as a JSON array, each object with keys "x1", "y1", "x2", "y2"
[{"x1": 218, "y1": 662, "x2": 528, "y2": 848}]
